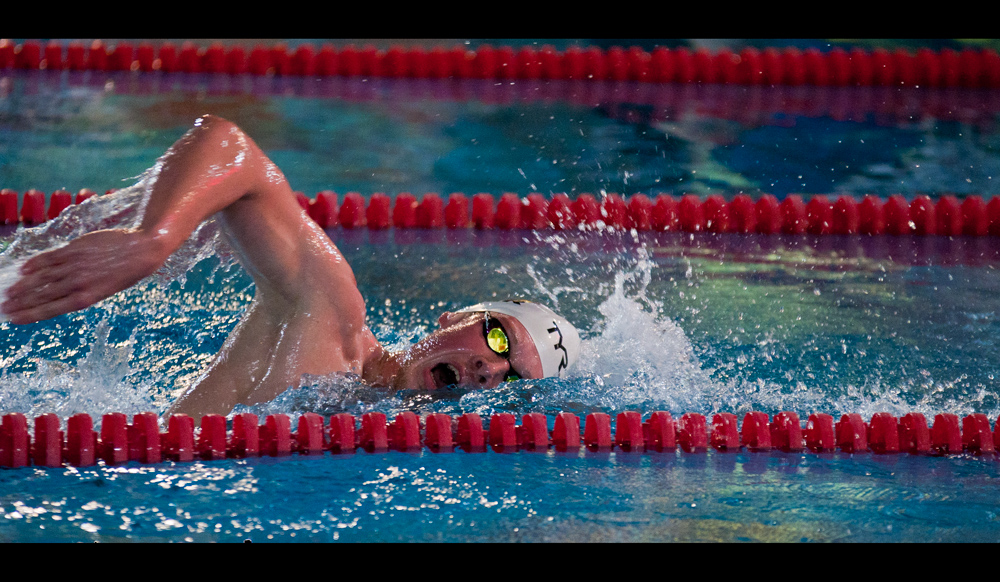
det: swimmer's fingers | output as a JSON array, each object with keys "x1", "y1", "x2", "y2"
[
  {"x1": 3, "y1": 258, "x2": 144, "y2": 323},
  {"x1": 2, "y1": 260, "x2": 137, "y2": 323},
  {"x1": 19, "y1": 245, "x2": 72, "y2": 275},
  {"x1": 2, "y1": 267, "x2": 89, "y2": 314},
  {"x1": 4, "y1": 257, "x2": 77, "y2": 301},
  {"x1": 3, "y1": 291, "x2": 102, "y2": 325},
  {"x1": 2, "y1": 229, "x2": 162, "y2": 324}
]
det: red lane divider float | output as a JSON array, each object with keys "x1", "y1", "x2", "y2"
[
  {"x1": 10, "y1": 188, "x2": 1000, "y2": 237},
  {"x1": 3, "y1": 40, "x2": 1000, "y2": 88},
  {"x1": 3, "y1": 410, "x2": 1000, "y2": 468}
]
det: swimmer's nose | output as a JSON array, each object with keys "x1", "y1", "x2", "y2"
[{"x1": 474, "y1": 357, "x2": 508, "y2": 388}]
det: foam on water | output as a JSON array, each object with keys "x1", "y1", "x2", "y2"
[
  {"x1": 0, "y1": 318, "x2": 156, "y2": 419},
  {"x1": 0, "y1": 163, "x2": 239, "y2": 422},
  {"x1": 0, "y1": 184, "x2": 993, "y2": 425}
]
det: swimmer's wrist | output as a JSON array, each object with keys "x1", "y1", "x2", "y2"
[{"x1": 136, "y1": 226, "x2": 179, "y2": 270}]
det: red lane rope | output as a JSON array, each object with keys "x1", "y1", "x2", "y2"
[
  {"x1": 7, "y1": 69, "x2": 999, "y2": 129},
  {"x1": 3, "y1": 40, "x2": 1000, "y2": 88},
  {"x1": 0, "y1": 409, "x2": 994, "y2": 468},
  {"x1": 6, "y1": 188, "x2": 1000, "y2": 237}
]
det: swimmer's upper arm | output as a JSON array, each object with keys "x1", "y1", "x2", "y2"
[
  {"x1": 139, "y1": 115, "x2": 348, "y2": 308},
  {"x1": 2, "y1": 115, "x2": 356, "y2": 326}
]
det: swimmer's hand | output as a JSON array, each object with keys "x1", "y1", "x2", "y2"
[{"x1": 1, "y1": 229, "x2": 166, "y2": 324}]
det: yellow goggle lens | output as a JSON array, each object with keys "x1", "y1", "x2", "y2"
[{"x1": 486, "y1": 326, "x2": 510, "y2": 354}]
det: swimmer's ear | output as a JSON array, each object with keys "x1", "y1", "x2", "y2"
[{"x1": 437, "y1": 311, "x2": 474, "y2": 328}]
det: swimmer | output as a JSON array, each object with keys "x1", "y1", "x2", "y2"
[{"x1": 0, "y1": 115, "x2": 580, "y2": 420}]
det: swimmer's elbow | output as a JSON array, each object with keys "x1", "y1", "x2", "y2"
[
  {"x1": 194, "y1": 113, "x2": 234, "y2": 131},
  {"x1": 190, "y1": 114, "x2": 245, "y2": 144}
]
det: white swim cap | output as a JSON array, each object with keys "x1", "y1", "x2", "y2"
[{"x1": 457, "y1": 300, "x2": 580, "y2": 378}]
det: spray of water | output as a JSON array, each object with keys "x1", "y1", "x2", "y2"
[
  {"x1": 0, "y1": 186, "x2": 992, "y2": 425},
  {"x1": 0, "y1": 169, "x2": 240, "y2": 423}
]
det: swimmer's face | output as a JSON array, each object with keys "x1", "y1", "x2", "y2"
[{"x1": 393, "y1": 311, "x2": 544, "y2": 391}]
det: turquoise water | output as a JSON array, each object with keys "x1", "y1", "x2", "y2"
[{"x1": 2, "y1": 68, "x2": 1000, "y2": 542}]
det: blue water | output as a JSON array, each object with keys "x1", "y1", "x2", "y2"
[{"x1": 3, "y1": 63, "x2": 1000, "y2": 542}]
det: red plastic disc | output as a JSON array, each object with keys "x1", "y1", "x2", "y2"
[
  {"x1": 961, "y1": 413, "x2": 995, "y2": 455},
  {"x1": 472, "y1": 193, "x2": 495, "y2": 229},
  {"x1": 627, "y1": 194, "x2": 653, "y2": 231},
  {"x1": 651, "y1": 195, "x2": 679, "y2": 231},
  {"x1": 309, "y1": 190, "x2": 338, "y2": 228},
  {"x1": 780, "y1": 195, "x2": 807, "y2": 235},
  {"x1": 572, "y1": 194, "x2": 601, "y2": 227},
  {"x1": 456, "y1": 413, "x2": 486, "y2": 452},
  {"x1": 328, "y1": 413, "x2": 357, "y2": 454},
  {"x1": 835, "y1": 413, "x2": 868, "y2": 453},
  {"x1": 48, "y1": 190, "x2": 72, "y2": 220},
  {"x1": 295, "y1": 412, "x2": 326, "y2": 455},
  {"x1": 910, "y1": 195, "x2": 936, "y2": 235},
  {"x1": 771, "y1": 411, "x2": 804, "y2": 452},
  {"x1": 445, "y1": 193, "x2": 470, "y2": 229},
  {"x1": 868, "y1": 412, "x2": 900, "y2": 454},
  {"x1": 165, "y1": 414, "x2": 195, "y2": 462},
  {"x1": 601, "y1": 194, "x2": 628, "y2": 230},
  {"x1": 517, "y1": 413, "x2": 549, "y2": 451},
  {"x1": 931, "y1": 413, "x2": 962, "y2": 455},
  {"x1": 391, "y1": 193, "x2": 417, "y2": 229},
  {"x1": 99, "y1": 413, "x2": 128, "y2": 465},
  {"x1": 703, "y1": 195, "x2": 730, "y2": 233},
  {"x1": 858, "y1": 196, "x2": 885, "y2": 235},
  {"x1": 32, "y1": 414, "x2": 62, "y2": 467},
  {"x1": 584, "y1": 413, "x2": 612, "y2": 450},
  {"x1": 495, "y1": 193, "x2": 522, "y2": 230},
  {"x1": 642, "y1": 411, "x2": 676, "y2": 452},
  {"x1": 832, "y1": 196, "x2": 859, "y2": 235},
  {"x1": 416, "y1": 194, "x2": 444, "y2": 229},
  {"x1": 231, "y1": 413, "x2": 260, "y2": 458},
  {"x1": 678, "y1": 195, "x2": 705, "y2": 232},
  {"x1": 805, "y1": 413, "x2": 835, "y2": 452},
  {"x1": 806, "y1": 195, "x2": 833, "y2": 235},
  {"x1": 755, "y1": 194, "x2": 781, "y2": 234},
  {"x1": 389, "y1": 412, "x2": 422, "y2": 451},
  {"x1": 489, "y1": 413, "x2": 518, "y2": 451},
  {"x1": 198, "y1": 414, "x2": 228, "y2": 460},
  {"x1": 424, "y1": 413, "x2": 454, "y2": 451},
  {"x1": 522, "y1": 193, "x2": 550, "y2": 229},
  {"x1": 936, "y1": 196, "x2": 963, "y2": 236},
  {"x1": 552, "y1": 413, "x2": 580, "y2": 451},
  {"x1": 339, "y1": 192, "x2": 366, "y2": 229},
  {"x1": 884, "y1": 195, "x2": 912, "y2": 235},
  {"x1": 0, "y1": 189, "x2": 18, "y2": 225},
  {"x1": 678, "y1": 413, "x2": 708, "y2": 453},
  {"x1": 899, "y1": 413, "x2": 931, "y2": 455},
  {"x1": 359, "y1": 412, "x2": 388, "y2": 452},
  {"x1": 741, "y1": 411, "x2": 772, "y2": 451},
  {"x1": 615, "y1": 411, "x2": 645, "y2": 452},
  {"x1": 548, "y1": 193, "x2": 576, "y2": 230},
  {"x1": 729, "y1": 194, "x2": 756, "y2": 234},
  {"x1": 66, "y1": 413, "x2": 97, "y2": 467},
  {"x1": 128, "y1": 412, "x2": 161, "y2": 464},
  {"x1": 261, "y1": 414, "x2": 292, "y2": 457},
  {"x1": 710, "y1": 413, "x2": 740, "y2": 452}
]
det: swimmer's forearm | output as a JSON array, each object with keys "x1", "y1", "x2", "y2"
[
  {"x1": 2, "y1": 116, "x2": 299, "y2": 324},
  {"x1": 135, "y1": 115, "x2": 275, "y2": 261}
]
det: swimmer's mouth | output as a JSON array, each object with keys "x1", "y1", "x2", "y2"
[{"x1": 430, "y1": 363, "x2": 460, "y2": 389}]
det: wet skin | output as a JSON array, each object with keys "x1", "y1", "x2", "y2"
[{"x1": 1, "y1": 115, "x2": 542, "y2": 421}]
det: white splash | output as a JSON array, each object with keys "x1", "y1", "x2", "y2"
[
  {"x1": 0, "y1": 319, "x2": 157, "y2": 421},
  {"x1": 0, "y1": 163, "x2": 238, "y2": 421},
  {"x1": 0, "y1": 164, "x2": 234, "y2": 296}
]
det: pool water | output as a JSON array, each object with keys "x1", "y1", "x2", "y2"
[{"x1": 3, "y1": 60, "x2": 1000, "y2": 542}]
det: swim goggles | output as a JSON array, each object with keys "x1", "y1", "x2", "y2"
[{"x1": 484, "y1": 311, "x2": 522, "y2": 382}]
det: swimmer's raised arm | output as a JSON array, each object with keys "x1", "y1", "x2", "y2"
[{"x1": 1, "y1": 114, "x2": 339, "y2": 324}]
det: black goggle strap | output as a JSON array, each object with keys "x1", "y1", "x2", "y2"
[{"x1": 484, "y1": 312, "x2": 521, "y2": 381}]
